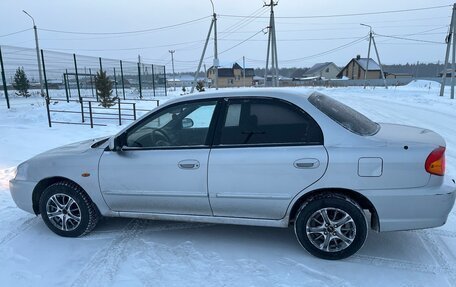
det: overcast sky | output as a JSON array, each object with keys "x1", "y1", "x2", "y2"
[{"x1": 0, "y1": 0, "x2": 453, "y2": 72}]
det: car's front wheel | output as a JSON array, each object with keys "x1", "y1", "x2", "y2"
[
  {"x1": 294, "y1": 193, "x2": 368, "y2": 260},
  {"x1": 39, "y1": 181, "x2": 99, "y2": 237}
]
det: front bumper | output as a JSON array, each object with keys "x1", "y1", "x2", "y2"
[
  {"x1": 9, "y1": 179, "x2": 37, "y2": 214},
  {"x1": 364, "y1": 179, "x2": 456, "y2": 232}
]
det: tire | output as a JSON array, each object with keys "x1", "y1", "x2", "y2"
[
  {"x1": 39, "y1": 181, "x2": 99, "y2": 237},
  {"x1": 294, "y1": 193, "x2": 368, "y2": 260}
]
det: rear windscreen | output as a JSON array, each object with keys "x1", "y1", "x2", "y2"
[{"x1": 308, "y1": 93, "x2": 380, "y2": 136}]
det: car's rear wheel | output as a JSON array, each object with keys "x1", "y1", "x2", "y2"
[
  {"x1": 294, "y1": 193, "x2": 367, "y2": 260},
  {"x1": 39, "y1": 181, "x2": 99, "y2": 237}
]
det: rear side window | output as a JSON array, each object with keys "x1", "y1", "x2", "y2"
[
  {"x1": 217, "y1": 98, "x2": 323, "y2": 146},
  {"x1": 308, "y1": 93, "x2": 379, "y2": 136}
]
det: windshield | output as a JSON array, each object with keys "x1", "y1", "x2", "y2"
[{"x1": 308, "y1": 92, "x2": 380, "y2": 136}]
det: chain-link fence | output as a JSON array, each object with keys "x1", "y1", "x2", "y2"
[{"x1": 0, "y1": 45, "x2": 167, "y2": 109}]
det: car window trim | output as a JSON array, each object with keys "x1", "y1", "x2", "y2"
[
  {"x1": 122, "y1": 98, "x2": 222, "y2": 151},
  {"x1": 212, "y1": 96, "x2": 324, "y2": 148}
]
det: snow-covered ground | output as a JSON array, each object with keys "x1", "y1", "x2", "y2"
[{"x1": 0, "y1": 82, "x2": 455, "y2": 287}]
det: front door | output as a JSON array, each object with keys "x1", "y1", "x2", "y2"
[{"x1": 99, "y1": 99, "x2": 219, "y2": 215}]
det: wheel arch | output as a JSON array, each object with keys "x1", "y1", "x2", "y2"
[
  {"x1": 288, "y1": 188, "x2": 380, "y2": 231},
  {"x1": 32, "y1": 176, "x2": 97, "y2": 215}
]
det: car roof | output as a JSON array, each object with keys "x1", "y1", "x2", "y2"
[{"x1": 165, "y1": 88, "x2": 315, "y2": 105}]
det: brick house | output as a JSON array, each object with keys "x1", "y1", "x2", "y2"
[{"x1": 207, "y1": 63, "x2": 254, "y2": 88}]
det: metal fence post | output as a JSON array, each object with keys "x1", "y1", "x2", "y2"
[
  {"x1": 73, "y1": 53, "x2": 84, "y2": 122},
  {"x1": 133, "y1": 103, "x2": 136, "y2": 120},
  {"x1": 0, "y1": 46, "x2": 10, "y2": 109},
  {"x1": 45, "y1": 96, "x2": 52, "y2": 128},
  {"x1": 137, "y1": 62, "x2": 143, "y2": 99},
  {"x1": 99, "y1": 57, "x2": 103, "y2": 72},
  {"x1": 88, "y1": 101, "x2": 93, "y2": 128},
  {"x1": 118, "y1": 98, "x2": 122, "y2": 125},
  {"x1": 66, "y1": 72, "x2": 72, "y2": 98},
  {"x1": 40, "y1": 49, "x2": 50, "y2": 98},
  {"x1": 63, "y1": 70, "x2": 69, "y2": 103},
  {"x1": 113, "y1": 67, "x2": 118, "y2": 98},
  {"x1": 41, "y1": 49, "x2": 51, "y2": 127},
  {"x1": 89, "y1": 68, "x2": 95, "y2": 99},
  {"x1": 151, "y1": 64, "x2": 156, "y2": 97},
  {"x1": 164, "y1": 66, "x2": 167, "y2": 96},
  {"x1": 120, "y1": 60, "x2": 125, "y2": 100}
]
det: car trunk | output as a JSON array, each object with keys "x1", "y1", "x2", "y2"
[
  {"x1": 368, "y1": 123, "x2": 445, "y2": 188},
  {"x1": 374, "y1": 123, "x2": 445, "y2": 147}
]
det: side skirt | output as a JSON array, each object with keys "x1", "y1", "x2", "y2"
[{"x1": 111, "y1": 211, "x2": 290, "y2": 228}]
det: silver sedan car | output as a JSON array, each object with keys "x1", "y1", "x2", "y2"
[{"x1": 9, "y1": 89, "x2": 456, "y2": 260}]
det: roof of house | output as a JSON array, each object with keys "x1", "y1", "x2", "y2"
[
  {"x1": 245, "y1": 68, "x2": 255, "y2": 77},
  {"x1": 217, "y1": 68, "x2": 234, "y2": 77},
  {"x1": 354, "y1": 58, "x2": 381, "y2": 71},
  {"x1": 208, "y1": 62, "x2": 255, "y2": 78},
  {"x1": 305, "y1": 62, "x2": 335, "y2": 75}
]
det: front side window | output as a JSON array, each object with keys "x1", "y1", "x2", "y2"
[
  {"x1": 217, "y1": 98, "x2": 323, "y2": 146},
  {"x1": 126, "y1": 100, "x2": 217, "y2": 148}
]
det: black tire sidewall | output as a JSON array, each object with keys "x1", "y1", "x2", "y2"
[
  {"x1": 295, "y1": 196, "x2": 367, "y2": 260},
  {"x1": 39, "y1": 183, "x2": 91, "y2": 237}
]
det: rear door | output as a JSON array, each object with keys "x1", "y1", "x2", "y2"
[{"x1": 208, "y1": 97, "x2": 328, "y2": 219}]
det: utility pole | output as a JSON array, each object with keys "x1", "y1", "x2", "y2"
[
  {"x1": 361, "y1": 23, "x2": 387, "y2": 89},
  {"x1": 243, "y1": 56, "x2": 246, "y2": 87},
  {"x1": 361, "y1": 24, "x2": 372, "y2": 89},
  {"x1": 23, "y1": 10, "x2": 44, "y2": 97},
  {"x1": 191, "y1": 0, "x2": 218, "y2": 93},
  {"x1": 264, "y1": 0, "x2": 279, "y2": 87},
  {"x1": 169, "y1": 50, "x2": 176, "y2": 91},
  {"x1": 440, "y1": 4, "x2": 456, "y2": 98}
]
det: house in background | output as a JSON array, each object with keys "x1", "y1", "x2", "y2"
[
  {"x1": 438, "y1": 68, "x2": 456, "y2": 77},
  {"x1": 385, "y1": 72, "x2": 413, "y2": 79},
  {"x1": 337, "y1": 55, "x2": 383, "y2": 79},
  {"x1": 303, "y1": 62, "x2": 340, "y2": 79},
  {"x1": 207, "y1": 62, "x2": 254, "y2": 88}
]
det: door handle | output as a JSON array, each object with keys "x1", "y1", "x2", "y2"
[
  {"x1": 178, "y1": 160, "x2": 200, "y2": 169},
  {"x1": 294, "y1": 158, "x2": 320, "y2": 169}
]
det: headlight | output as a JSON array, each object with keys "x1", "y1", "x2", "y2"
[{"x1": 14, "y1": 162, "x2": 29, "y2": 181}]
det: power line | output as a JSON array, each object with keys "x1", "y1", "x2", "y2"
[
  {"x1": 374, "y1": 33, "x2": 445, "y2": 44},
  {"x1": 218, "y1": 4, "x2": 451, "y2": 19},
  {"x1": 218, "y1": 29, "x2": 266, "y2": 55},
  {"x1": 220, "y1": 6, "x2": 266, "y2": 35},
  {"x1": 280, "y1": 36, "x2": 367, "y2": 63},
  {"x1": 44, "y1": 40, "x2": 207, "y2": 52},
  {"x1": 38, "y1": 16, "x2": 211, "y2": 35},
  {"x1": 219, "y1": 36, "x2": 366, "y2": 42},
  {"x1": 0, "y1": 28, "x2": 32, "y2": 38}
]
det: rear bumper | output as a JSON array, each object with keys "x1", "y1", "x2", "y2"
[
  {"x1": 9, "y1": 179, "x2": 37, "y2": 214},
  {"x1": 363, "y1": 179, "x2": 456, "y2": 232}
]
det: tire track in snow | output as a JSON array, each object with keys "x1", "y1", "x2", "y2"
[
  {"x1": 71, "y1": 220, "x2": 213, "y2": 287},
  {"x1": 70, "y1": 219, "x2": 146, "y2": 287},
  {"x1": 280, "y1": 258, "x2": 355, "y2": 287},
  {"x1": 0, "y1": 216, "x2": 39, "y2": 246},
  {"x1": 419, "y1": 230, "x2": 456, "y2": 286},
  {"x1": 348, "y1": 254, "x2": 440, "y2": 274},
  {"x1": 413, "y1": 229, "x2": 456, "y2": 239}
]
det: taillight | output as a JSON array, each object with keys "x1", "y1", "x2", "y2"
[{"x1": 425, "y1": 146, "x2": 445, "y2": 176}]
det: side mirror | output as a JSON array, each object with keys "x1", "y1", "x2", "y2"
[
  {"x1": 109, "y1": 133, "x2": 126, "y2": 151},
  {"x1": 182, "y1": 118, "x2": 194, "y2": 129}
]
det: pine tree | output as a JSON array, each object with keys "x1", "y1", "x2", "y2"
[
  {"x1": 95, "y1": 70, "x2": 117, "y2": 108},
  {"x1": 196, "y1": 80, "x2": 205, "y2": 92},
  {"x1": 13, "y1": 67, "x2": 30, "y2": 97}
]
